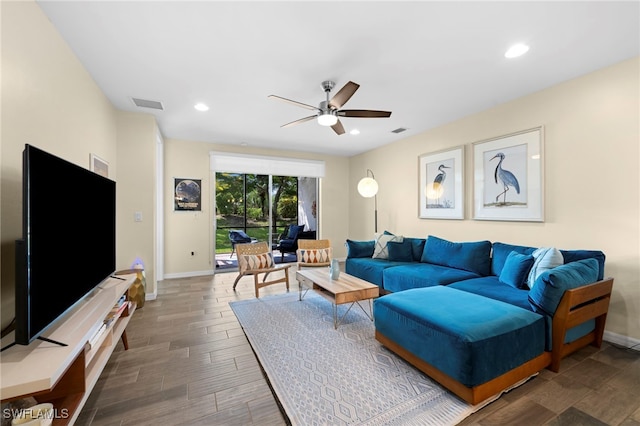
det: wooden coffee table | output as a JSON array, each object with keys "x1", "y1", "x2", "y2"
[{"x1": 296, "y1": 268, "x2": 379, "y2": 329}]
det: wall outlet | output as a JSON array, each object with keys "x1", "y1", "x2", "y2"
[
  {"x1": 134, "y1": 211, "x2": 143, "y2": 222},
  {"x1": 190, "y1": 251, "x2": 196, "y2": 257}
]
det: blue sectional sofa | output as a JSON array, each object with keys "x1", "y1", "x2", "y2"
[{"x1": 346, "y1": 234, "x2": 614, "y2": 404}]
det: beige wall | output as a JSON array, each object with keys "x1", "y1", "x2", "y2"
[
  {"x1": 0, "y1": 2, "x2": 158, "y2": 328},
  {"x1": 350, "y1": 57, "x2": 640, "y2": 342},
  {"x1": 1, "y1": 1, "x2": 119, "y2": 328},
  {"x1": 115, "y1": 111, "x2": 158, "y2": 294},
  {"x1": 163, "y1": 139, "x2": 350, "y2": 277}
]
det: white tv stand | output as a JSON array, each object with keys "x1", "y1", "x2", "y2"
[{"x1": 0, "y1": 274, "x2": 136, "y2": 425}]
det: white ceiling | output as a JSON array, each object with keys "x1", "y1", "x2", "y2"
[{"x1": 36, "y1": 1, "x2": 639, "y2": 157}]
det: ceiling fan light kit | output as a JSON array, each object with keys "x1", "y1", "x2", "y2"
[{"x1": 269, "y1": 80, "x2": 391, "y2": 135}]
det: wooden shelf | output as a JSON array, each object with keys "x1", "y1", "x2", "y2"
[{"x1": 1, "y1": 274, "x2": 136, "y2": 425}]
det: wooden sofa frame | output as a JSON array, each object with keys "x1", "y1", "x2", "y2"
[{"x1": 375, "y1": 277, "x2": 614, "y2": 405}]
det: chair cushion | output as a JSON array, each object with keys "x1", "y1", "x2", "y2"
[
  {"x1": 287, "y1": 225, "x2": 305, "y2": 239},
  {"x1": 229, "y1": 230, "x2": 252, "y2": 243},
  {"x1": 298, "y1": 248, "x2": 331, "y2": 263},
  {"x1": 241, "y1": 253, "x2": 274, "y2": 270},
  {"x1": 499, "y1": 251, "x2": 535, "y2": 289}
]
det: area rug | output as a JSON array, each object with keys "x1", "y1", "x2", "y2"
[{"x1": 230, "y1": 293, "x2": 479, "y2": 425}]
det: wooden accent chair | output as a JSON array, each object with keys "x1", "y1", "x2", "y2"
[
  {"x1": 232, "y1": 242, "x2": 292, "y2": 298},
  {"x1": 297, "y1": 239, "x2": 332, "y2": 269}
]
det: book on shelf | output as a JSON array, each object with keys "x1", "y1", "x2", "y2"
[{"x1": 87, "y1": 322, "x2": 107, "y2": 350}]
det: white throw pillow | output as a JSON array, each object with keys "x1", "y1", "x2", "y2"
[
  {"x1": 373, "y1": 234, "x2": 404, "y2": 260},
  {"x1": 526, "y1": 247, "x2": 563, "y2": 289}
]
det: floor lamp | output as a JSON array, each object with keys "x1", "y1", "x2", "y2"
[{"x1": 357, "y1": 169, "x2": 378, "y2": 233}]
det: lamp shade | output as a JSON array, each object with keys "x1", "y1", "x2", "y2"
[{"x1": 357, "y1": 177, "x2": 379, "y2": 198}]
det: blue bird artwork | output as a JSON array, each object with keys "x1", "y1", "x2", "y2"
[
  {"x1": 432, "y1": 164, "x2": 450, "y2": 206},
  {"x1": 490, "y1": 152, "x2": 520, "y2": 204}
]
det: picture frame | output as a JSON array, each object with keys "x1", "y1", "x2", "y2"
[
  {"x1": 472, "y1": 127, "x2": 544, "y2": 222},
  {"x1": 418, "y1": 146, "x2": 464, "y2": 219},
  {"x1": 90, "y1": 153, "x2": 109, "y2": 178},
  {"x1": 174, "y1": 178, "x2": 202, "y2": 211}
]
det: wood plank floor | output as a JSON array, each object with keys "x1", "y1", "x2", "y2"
[{"x1": 77, "y1": 270, "x2": 640, "y2": 425}]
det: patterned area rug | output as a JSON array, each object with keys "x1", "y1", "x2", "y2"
[{"x1": 230, "y1": 293, "x2": 477, "y2": 425}]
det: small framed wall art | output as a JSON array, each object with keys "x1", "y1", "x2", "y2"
[
  {"x1": 418, "y1": 146, "x2": 464, "y2": 220},
  {"x1": 174, "y1": 178, "x2": 202, "y2": 211},
  {"x1": 90, "y1": 153, "x2": 109, "y2": 178},
  {"x1": 472, "y1": 126, "x2": 544, "y2": 222}
]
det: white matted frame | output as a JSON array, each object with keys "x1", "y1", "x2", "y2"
[
  {"x1": 419, "y1": 146, "x2": 464, "y2": 220},
  {"x1": 473, "y1": 126, "x2": 544, "y2": 222},
  {"x1": 90, "y1": 153, "x2": 109, "y2": 178}
]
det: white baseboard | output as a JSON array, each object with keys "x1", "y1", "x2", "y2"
[
  {"x1": 145, "y1": 292, "x2": 157, "y2": 301},
  {"x1": 603, "y1": 330, "x2": 640, "y2": 351},
  {"x1": 161, "y1": 270, "x2": 215, "y2": 280}
]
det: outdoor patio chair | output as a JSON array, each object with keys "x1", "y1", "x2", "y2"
[
  {"x1": 229, "y1": 229, "x2": 257, "y2": 257},
  {"x1": 232, "y1": 242, "x2": 292, "y2": 298},
  {"x1": 297, "y1": 239, "x2": 332, "y2": 269}
]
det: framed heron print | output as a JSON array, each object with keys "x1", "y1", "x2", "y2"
[
  {"x1": 472, "y1": 127, "x2": 544, "y2": 222},
  {"x1": 419, "y1": 146, "x2": 464, "y2": 219}
]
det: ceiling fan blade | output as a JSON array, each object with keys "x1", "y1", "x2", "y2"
[
  {"x1": 338, "y1": 109, "x2": 392, "y2": 118},
  {"x1": 281, "y1": 115, "x2": 317, "y2": 128},
  {"x1": 331, "y1": 120, "x2": 345, "y2": 135},
  {"x1": 268, "y1": 95, "x2": 319, "y2": 112},
  {"x1": 328, "y1": 81, "x2": 360, "y2": 109}
]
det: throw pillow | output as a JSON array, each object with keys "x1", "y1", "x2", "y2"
[
  {"x1": 499, "y1": 251, "x2": 535, "y2": 289},
  {"x1": 387, "y1": 240, "x2": 413, "y2": 262},
  {"x1": 241, "y1": 253, "x2": 274, "y2": 271},
  {"x1": 298, "y1": 248, "x2": 331, "y2": 263},
  {"x1": 526, "y1": 247, "x2": 563, "y2": 289},
  {"x1": 528, "y1": 258, "x2": 599, "y2": 316},
  {"x1": 346, "y1": 239, "x2": 375, "y2": 258},
  {"x1": 373, "y1": 233, "x2": 404, "y2": 259}
]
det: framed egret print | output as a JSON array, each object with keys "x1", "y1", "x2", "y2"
[
  {"x1": 473, "y1": 127, "x2": 544, "y2": 222},
  {"x1": 419, "y1": 146, "x2": 464, "y2": 219}
]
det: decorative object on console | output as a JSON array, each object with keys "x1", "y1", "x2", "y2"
[
  {"x1": 419, "y1": 146, "x2": 464, "y2": 219},
  {"x1": 357, "y1": 169, "x2": 379, "y2": 232},
  {"x1": 473, "y1": 126, "x2": 544, "y2": 221}
]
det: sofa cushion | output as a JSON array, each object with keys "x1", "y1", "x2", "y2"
[
  {"x1": 383, "y1": 263, "x2": 481, "y2": 293},
  {"x1": 387, "y1": 240, "x2": 413, "y2": 262},
  {"x1": 346, "y1": 239, "x2": 375, "y2": 258},
  {"x1": 528, "y1": 258, "x2": 600, "y2": 316},
  {"x1": 491, "y1": 242, "x2": 536, "y2": 276},
  {"x1": 403, "y1": 237, "x2": 426, "y2": 262},
  {"x1": 499, "y1": 251, "x2": 535, "y2": 289},
  {"x1": 561, "y1": 250, "x2": 606, "y2": 281},
  {"x1": 526, "y1": 247, "x2": 564, "y2": 289},
  {"x1": 421, "y1": 235, "x2": 492, "y2": 276},
  {"x1": 374, "y1": 286, "x2": 545, "y2": 388},
  {"x1": 448, "y1": 277, "x2": 533, "y2": 311},
  {"x1": 345, "y1": 258, "x2": 412, "y2": 288},
  {"x1": 373, "y1": 233, "x2": 403, "y2": 259}
]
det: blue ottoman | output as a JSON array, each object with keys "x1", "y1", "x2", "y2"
[{"x1": 374, "y1": 286, "x2": 550, "y2": 404}]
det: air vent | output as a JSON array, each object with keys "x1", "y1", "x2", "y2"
[
  {"x1": 391, "y1": 127, "x2": 407, "y2": 134},
  {"x1": 131, "y1": 97, "x2": 164, "y2": 110}
]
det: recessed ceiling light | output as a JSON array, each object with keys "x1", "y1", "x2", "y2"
[
  {"x1": 505, "y1": 43, "x2": 530, "y2": 59},
  {"x1": 194, "y1": 103, "x2": 209, "y2": 111},
  {"x1": 350, "y1": 129, "x2": 360, "y2": 135}
]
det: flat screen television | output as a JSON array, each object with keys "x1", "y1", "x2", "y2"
[{"x1": 14, "y1": 144, "x2": 116, "y2": 346}]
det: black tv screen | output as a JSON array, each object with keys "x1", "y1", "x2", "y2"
[{"x1": 15, "y1": 144, "x2": 116, "y2": 345}]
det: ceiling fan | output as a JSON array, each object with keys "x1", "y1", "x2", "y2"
[{"x1": 268, "y1": 80, "x2": 392, "y2": 135}]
